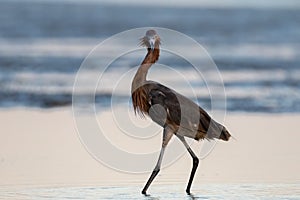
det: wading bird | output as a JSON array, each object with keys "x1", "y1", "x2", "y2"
[{"x1": 131, "y1": 30, "x2": 231, "y2": 195}]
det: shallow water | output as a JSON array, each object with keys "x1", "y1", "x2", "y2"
[{"x1": 1, "y1": 184, "x2": 299, "y2": 200}]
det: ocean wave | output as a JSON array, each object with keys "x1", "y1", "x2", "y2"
[{"x1": 0, "y1": 2, "x2": 299, "y2": 113}]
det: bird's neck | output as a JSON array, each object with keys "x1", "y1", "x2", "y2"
[{"x1": 132, "y1": 48, "x2": 160, "y2": 91}]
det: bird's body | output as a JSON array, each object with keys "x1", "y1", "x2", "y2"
[
  {"x1": 131, "y1": 30, "x2": 231, "y2": 195},
  {"x1": 132, "y1": 80, "x2": 230, "y2": 141}
]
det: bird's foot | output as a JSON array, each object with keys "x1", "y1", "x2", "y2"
[
  {"x1": 186, "y1": 189, "x2": 191, "y2": 195},
  {"x1": 142, "y1": 190, "x2": 149, "y2": 196}
]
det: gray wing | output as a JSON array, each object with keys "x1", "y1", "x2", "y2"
[
  {"x1": 146, "y1": 82, "x2": 213, "y2": 139},
  {"x1": 145, "y1": 82, "x2": 231, "y2": 141},
  {"x1": 147, "y1": 84, "x2": 181, "y2": 127}
]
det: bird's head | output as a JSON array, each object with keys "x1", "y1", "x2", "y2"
[{"x1": 140, "y1": 30, "x2": 160, "y2": 51}]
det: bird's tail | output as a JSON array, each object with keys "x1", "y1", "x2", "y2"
[
  {"x1": 197, "y1": 108, "x2": 231, "y2": 141},
  {"x1": 218, "y1": 127, "x2": 231, "y2": 141},
  {"x1": 206, "y1": 120, "x2": 231, "y2": 141}
]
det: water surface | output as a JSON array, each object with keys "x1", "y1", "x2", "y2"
[
  {"x1": 1, "y1": 184, "x2": 299, "y2": 200},
  {"x1": 1, "y1": 1, "x2": 300, "y2": 113}
]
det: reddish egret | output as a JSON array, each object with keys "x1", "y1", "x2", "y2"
[{"x1": 131, "y1": 30, "x2": 231, "y2": 195}]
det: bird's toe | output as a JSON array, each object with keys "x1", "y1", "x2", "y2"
[
  {"x1": 186, "y1": 189, "x2": 191, "y2": 195},
  {"x1": 142, "y1": 190, "x2": 149, "y2": 196}
]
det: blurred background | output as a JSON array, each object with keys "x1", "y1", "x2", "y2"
[
  {"x1": 1, "y1": 1, "x2": 300, "y2": 198},
  {"x1": 0, "y1": 0, "x2": 300, "y2": 113}
]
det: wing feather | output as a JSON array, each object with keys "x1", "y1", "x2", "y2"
[{"x1": 141, "y1": 81, "x2": 230, "y2": 140}]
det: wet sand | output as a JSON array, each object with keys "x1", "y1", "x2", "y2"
[
  {"x1": 0, "y1": 183, "x2": 299, "y2": 200},
  {"x1": 0, "y1": 108, "x2": 299, "y2": 189}
]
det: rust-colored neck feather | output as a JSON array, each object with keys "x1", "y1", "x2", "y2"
[
  {"x1": 131, "y1": 47, "x2": 160, "y2": 116},
  {"x1": 131, "y1": 87, "x2": 150, "y2": 117}
]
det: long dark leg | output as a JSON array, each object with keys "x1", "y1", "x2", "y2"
[
  {"x1": 141, "y1": 146, "x2": 164, "y2": 195},
  {"x1": 177, "y1": 135, "x2": 199, "y2": 195},
  {"x1": 142, "y1": 128, "x2": 173, "y2": 195}
]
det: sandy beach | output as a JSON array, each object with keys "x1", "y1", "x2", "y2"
[{"x1": 0, "y1": 108, "x2": 299, "y2": 189}]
